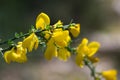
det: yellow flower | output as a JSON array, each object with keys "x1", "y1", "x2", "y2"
[
  {"x1": 3, "y1": 42, "x2": 27, "y2": 64},
  {"x1": 22, "y1": 33, "x2": 39, "y2": 52},
  {"x1": 76, "y1": 38, "x2": 88, "y2": 55},
  {"x1": 53, "y1": 20, "x2": 63, "y2": 28},
  {"x1": 3, "y1": 49, "x2": 13, "y2": 63},
  {"x1": 77, "y1": 38, "x2": 100, "y2": 57},
  {"x1": 53, "y1": 28, "x2": 63, "y2": 33},
  {"x1": 87, "y1": 41, "x2": 100, "y2": 57},
  {"x1": 44, "y1": 29, "x2": 71, "y2": 61},
  {"x1": 44, "y1": 38, "x2": 57, "y2": 60},
  {"x1": 69, "y1": 24, "x2": 80, "y2": 37},
  {"x1": 75, "y1": 52, "x2": 84, "y2": 68},
  {"x1": 52, "y1": 30, "x2": 71, "y2": 48},
  {"x1": 44, "y1": 37, "x2": 71, "y2": 61},
  {"x1": 58, "y1": 48, "x2": 71, "y2": 61},
  {"x1": 102, "y1": 70, "x2": 117, "y2": 80},
  {"x1": 36, "y1": 12, "x2": 50, "y2": 30},
  {"x1": 76, "y1": 38, "x2": 100, "y2": 67}
]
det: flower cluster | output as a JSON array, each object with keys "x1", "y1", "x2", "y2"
[
  {"x1": 76, "y1": 38, "x2": 100, "y2": 67},
  {"x1": 0, "y1": 12, "x2": 117, "y2": 80}
]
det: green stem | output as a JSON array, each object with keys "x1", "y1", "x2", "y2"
[
  {"x1": 0, "y1": 32, "x2": 31, "y2": 45},
  {"x1": 0, "y1": 24, "x2": 73, "y2": 45},
  {"x1": 84, "y1": 57, "x2": 96, "y2": 80},
  {"x1": 0, "y1": 24, "x2": 75, "y2": 53},
  {"x1": 0, "y1": 29, "x2": 44, "y2": 45}
]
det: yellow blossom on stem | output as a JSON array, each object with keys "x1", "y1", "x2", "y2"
[
  {"x1": 1, "y1": 11, "x2": 118, "y2": 80},
  {"x1": 44, "y1": 35, "x2": 71, "y2": 61},
  {"x1": 52, "y1": 30, "x2": 71, "y2": 48},
  {"x1": 36, "y1": 12, "x2": 50, "y2": 30},
  {"x1": 69, "y1": 24, "x2": 80, "y2": 37},
  {"x1": 76, "y1": 52, "x2": 84, "y2": 68},
  {"x1": 44, "y1": 29, "x2": 71, "y2": 61},
  {"x1": 102, "y1": 69, "x2": 117, "y2": 80},
  {"x1": 22, "y1": 33, "x2": 39, "y2": 52},
  {"x1": 53, "y1": 28, "x2": 63, "y2": 33},
  {"x1": 3, "y1": 42, "x2": 27, "y2": 64},
  {"x1": 58, "y1": 48, "x2": 71, "y2": 61},
  {"x1": 76, "y1": 38, "x2": 100, "y2": 67},
  {"x1": 87, "y1": 41, "x2": 100, "y2": 57},
  {"x1": 53, "y1": 20, "x2": 63, "y2": 28},
  {"x1": 44, "y1": 38, "x2": 57, "y2": 60}
]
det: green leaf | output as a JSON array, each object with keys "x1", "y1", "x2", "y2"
[
  {"x1": 31, "y1": 25, "x2": 35, "y2": 29},
  {"x1": 20, "y1": 32, "x2": 23, "y2": 36},
  {"x1": 45, "y1": 25, "x2": 50, "y2": 30},
  {"x1": 69, "y1": 23, "x2": 76, "y2": 27},
  {"x1": 15, "y1": 32, "x2": 20, "y2": 38},
  {"x1": 7, "y1": 40, "x2": 15, "y2": 46},
  {"x1": 29, "y1": 25, "x2": 36, "y2": 33}
]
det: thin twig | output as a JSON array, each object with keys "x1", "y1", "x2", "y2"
[{"x1": 84, "y1": 57, "x2": 97, "y2": 80}]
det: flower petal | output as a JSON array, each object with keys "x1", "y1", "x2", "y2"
[
  {"x1": 58, "y1": 48, "x2": 71, "y2": 61},
  {"x1": 102, "y1": 69, "x2": 117, "y2": 80},
  {"x1": 75, "y1": 53, "x2": 84, "y2": 68},
  {"x1": 36, "y1": 12, "x2": 50, "y2": 30},
  {"x1": 88, "y1": 42, "x2": 100, "y2": 56},
  {"x1": 70, "y1": 24, "x2": 80, "y2": 37}
]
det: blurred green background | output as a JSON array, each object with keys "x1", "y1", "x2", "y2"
[{"x1": 0, "y1": 0, "x2": 120, "y2": 80}]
